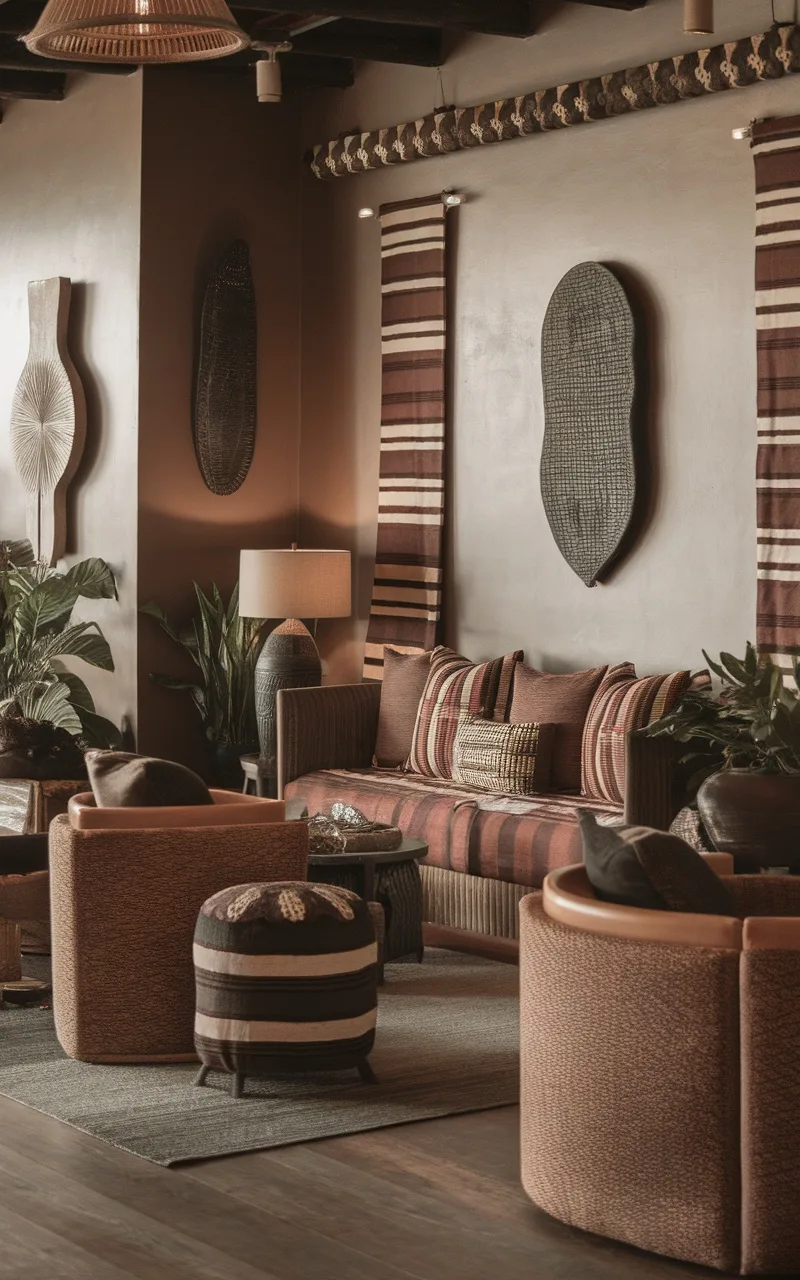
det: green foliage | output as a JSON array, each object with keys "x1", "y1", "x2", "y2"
[
  {"x1": 0, "y1": 540, "x2": 121, "y2": 747},
  {"x1": 141, "y1": 583, "x2": 261, "y2": 747},
  {"x1": 643, "y1": 642, "x2": 800, "y2": 781}
]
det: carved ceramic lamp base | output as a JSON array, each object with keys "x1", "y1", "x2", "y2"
[{"x1": 254, "y1": 619, "x2": 322, "y2": 782}]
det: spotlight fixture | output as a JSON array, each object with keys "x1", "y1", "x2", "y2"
[
  {"x1": 731, "y1": 124, "x2": 751, "y2": 141},
  {"x1": 683, "y1": 0, "x2": 713, "y2": 35},
  {"x1": 442, "y1": 190, "x2": 464, "y2": 208},
  {"x1": 357, "y1": 207, "x2": 376, "y2": 219},
  {"x1": 253, "y1": 40, "x2": 291, "y2": 103}
]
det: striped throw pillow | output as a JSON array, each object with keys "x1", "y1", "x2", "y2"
[
  {"x1": 581, "y1": 664, "x2": 694, "y2": 804},
  {"x1": 452, "y1": 715, "x2": 553, "y2": 795},
  {"x1": 408, "y1": 645, "x2": 523, "y2": 779}
]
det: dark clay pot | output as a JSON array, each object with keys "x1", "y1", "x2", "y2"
[{"x1": 697, "y1": 769, "x2": 800, "y2": 870}]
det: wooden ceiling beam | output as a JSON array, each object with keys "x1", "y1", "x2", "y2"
[
  {"x1": 0, "y1": 67, "x2": 65, "y2": 97},
  {"x1": 0, "y1": 0, "x2": 37, "y2": 36},
  {"x1": 232, "y1": 0, "x2": 536, "y2": 38},
  {"x1": 239, "y1": 17, "x2": 444, "y2": 65},
  {"x1": 568, "y1": 0, "x2": 646, "y2": 9}
]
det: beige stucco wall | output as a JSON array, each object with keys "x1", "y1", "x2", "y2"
[
  {"x1": 299, "y1": 0, "x2": 798, "y2": 683},
  {"x1": 0, "y1": 73, "x2": 143, "y2": 734}
]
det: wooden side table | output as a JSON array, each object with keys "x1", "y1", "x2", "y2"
[{"x1": 239, "y1": 754, "x2": 275, "y2": 799}]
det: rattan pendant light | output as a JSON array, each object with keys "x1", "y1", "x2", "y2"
[{"x1": 24, "y1": 0, "x2": 250, "y2": 64}]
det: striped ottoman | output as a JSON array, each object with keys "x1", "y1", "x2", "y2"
[{"x1": 193, "y1": 880, "x2": 378, "y2": 1097}]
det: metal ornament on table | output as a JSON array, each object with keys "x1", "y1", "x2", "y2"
[{"x1": 305, "y1": 805, "x2": 403, "y2": 856}]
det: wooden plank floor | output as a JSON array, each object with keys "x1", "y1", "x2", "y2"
[{"x1": 0, "y1": 1094, "x2": 728, "y2": 1280}]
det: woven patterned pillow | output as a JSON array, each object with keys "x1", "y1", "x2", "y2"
[
  {"x1": 451, "y1": 715, "x2": 553, "y2": 795},
  {"x1": 581, "y1": 664, "x2": 696, "y2": 804},
  {"x1": 408, "y1": 645, "x2": 523, "y2": 779}
]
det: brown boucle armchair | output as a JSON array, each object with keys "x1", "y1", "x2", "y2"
[
  {"x1": 520, "y1": 863, "x2": 800, "y2": 1276},
  {"x1": 49, "y1": 791, "x2": 308, "y2": 1063}
]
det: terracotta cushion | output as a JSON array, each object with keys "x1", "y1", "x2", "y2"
[
  {"x1": 579, "y1": 811, "x2": 736, "y2": 916},
  {"x1": 374, "y1": 648, "x2": 432, "y2": 768},
  {"x1": 509, "y1": 662, "x2": 607, "y2": 792},
  {"x1": 86, "y1": 750, "x2": 212, "y2": 808}
]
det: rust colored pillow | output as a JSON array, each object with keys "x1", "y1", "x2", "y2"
[
  {"x1": 509, "y1": 663, "x2": 607, "y2": 792},
  {"x1": 86, "y1": 750, "x2": 213, "y2": 808},
  {"x1": 374, "y1": 648, "x2": 432, "y2": 768}
]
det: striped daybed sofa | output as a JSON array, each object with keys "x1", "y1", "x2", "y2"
[{"x1": 277, "y1": 683, "x2": 686, "y2": 942}]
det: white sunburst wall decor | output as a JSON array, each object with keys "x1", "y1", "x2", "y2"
[{"x1": 10, "y1": 277, "x2": 87, "y2": 565}]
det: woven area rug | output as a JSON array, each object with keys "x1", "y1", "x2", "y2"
[{"x1": 0, "y1": 950, "x2": 518, "y2": 1166}]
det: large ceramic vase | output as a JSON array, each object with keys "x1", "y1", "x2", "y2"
[{"x1": 697, "y1": 769, "x2": 800, "y2": 870}]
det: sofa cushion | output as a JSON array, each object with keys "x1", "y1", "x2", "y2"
[
  {"x1": 374, "y1": 648, "x2": 431, "y2": 768},
  {"x1": 408, "y1": 645, "x2": 522, "y2": 780},
  {"x1": 581, "y1": 665, "x2": 694, "y2": 803},
  {"x1": 509, "y1": 663, "x2": 607, "y2": 792},
  {"x1": 579, "y1": 811, "x2": 736, "y2": 915},
  {"x1": 284, "y1": 767, "x2": 621, "y2": 888},
  {"x1": 451, "y1": 715, "x2": 554, "y2": 795},
  {"x1": 86, "y1": 750, "x2": 213, "y2": 808}
]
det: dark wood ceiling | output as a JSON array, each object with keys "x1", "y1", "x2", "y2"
[{"x1": 0, "y1": 0, "x2": 647, "y2": 114}]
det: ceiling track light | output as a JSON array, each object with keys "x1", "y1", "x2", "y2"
[
  {"x1": 683, "y1": 0, "x2": 713, "y2": 36},
  {"x1": 442, "y1": 189, "x2": 464, "y2": 208},
  {"x1": 253, "y1": 39, "x2": 291, "y2": 103}
]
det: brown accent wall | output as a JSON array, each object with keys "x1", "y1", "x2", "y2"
[
  {"x1": 0, "y1": 74, "x2": 143, "y2": 734},
  {"x1": 137, "y1": 69, "x2": 301, "y2": 771},
  {"x1": 298, "y1": 0, "x2": 787, "y2": 683}
]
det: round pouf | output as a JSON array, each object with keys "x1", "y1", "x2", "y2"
[{"x1": 193, "y1": 880, "x2": 378, "y2": 1097}]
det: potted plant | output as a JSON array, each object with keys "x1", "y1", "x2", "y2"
[
  {"x1": 141, "y1": 583, "x2": 261, "y2": 789},
  {"x1": 642, "y1": 643, "x2": 800, "y2": 868},
  {"x1": 0, "y1": 539, "x2": 121, "y2": 775}
]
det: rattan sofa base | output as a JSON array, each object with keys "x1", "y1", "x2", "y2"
[{"x1": 421, "y1": 864, "x2": 536, "y2": 940}]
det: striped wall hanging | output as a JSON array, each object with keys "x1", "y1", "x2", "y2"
[
  {"x1": 754, "y1": 116, "x2": 800, "y2": 679},
  {"x1": 362, "y1": 196, "x2": 449, "y2": 682},
  {"x1": 309, "y1": 25, "x2": 800, "y2": 182}
]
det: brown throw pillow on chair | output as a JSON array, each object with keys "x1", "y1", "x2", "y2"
[
  {"x1": 578, "y1": 811, "x2": 735, "y2": 915},
  {"x1": 374, "y1": 648, "x2": 432, "y2": 768},
  {"x1": 85, "y1": 750, "x2": 213, "y2": 808}
]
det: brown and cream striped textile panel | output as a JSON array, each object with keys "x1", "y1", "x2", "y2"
[
  {"x1": 362, "y1": 195, "x2": 449, "y2": 682},
  {"x1": 753, "y1": 117, "x2": 800, "y2": 677}
]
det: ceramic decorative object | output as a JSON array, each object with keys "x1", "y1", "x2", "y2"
[
  {"x1": 697, "y1": 769, "x2": 800, "y2": 871},
  {"x1": 194, "y1": 239, "x2": 257, "y2": 496},
  {"x1": 540, "y1": 262, "x2": 636, "y2": 587},
  {"x1": 10, "y1": 277, "x2": 86, "y2": 566}
]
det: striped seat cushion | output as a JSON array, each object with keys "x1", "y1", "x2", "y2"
[
  {"x1": 581, "y1": 664, "x2": 698, "y2": 804},
  {"x1": 408, "y1": 645, "x2": 522, "y2": 779},
  {"x1": 284, "y1": 768, "x2": 621, "y2": 888},
  {"x1": 194, "y1": 881, "x2": 377, "y2": 1077}
]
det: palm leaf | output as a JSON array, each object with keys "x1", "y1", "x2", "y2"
[{"x1": 64, "y1": 558, "x2": 118, "y2": 601}]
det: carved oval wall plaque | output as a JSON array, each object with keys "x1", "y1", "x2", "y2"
[
  {"x1": 10, "y1": 277, "x2": 86, "y2": 566},
  {"x1": 540, "y1": 262, "x2": 636, "y2": 587},
  {"x1": 194, "y1": 239, "x2": 257, "y2": 496}
]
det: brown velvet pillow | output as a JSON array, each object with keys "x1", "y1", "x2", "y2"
[
  {"x1": 374, "y1": 648, "x2": 432, "y2": 768},
  {"x1": 578, "y1": 812, "x2": 736, "y2": 916},
  {"x1": 509, "y1": 663, "x2": 607, "y2": 792},
  {"x1": 85, "y1": 750, "x2": 213, "y2": 808}
]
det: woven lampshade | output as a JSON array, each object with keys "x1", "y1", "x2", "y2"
[{"x1": 24, "y1": 0, "x2": 250, "y2": 64}]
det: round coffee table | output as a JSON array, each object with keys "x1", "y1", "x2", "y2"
[{"x1": 308, "y1": 839, "x2": 428, "y2": 964}]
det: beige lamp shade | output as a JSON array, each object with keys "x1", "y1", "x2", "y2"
[
  {"x1": 24, "y1": 0, "x2": 249, "y2": 64},
  {"x1": 239, "y1": 548, "x2": 351, "y2": 621}
]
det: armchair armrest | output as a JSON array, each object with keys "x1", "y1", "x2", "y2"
[
  {"x1": 276, "y1": 683, "x2": 382, "y2": 798},
  {"x1": 624, "y1": 730, "x2": 688, "y2": 829}
]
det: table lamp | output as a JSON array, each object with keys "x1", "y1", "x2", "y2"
[{"x1": 239, "y1": 545, "x2": 351, "y2": 773}]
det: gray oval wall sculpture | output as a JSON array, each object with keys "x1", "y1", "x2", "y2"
[
  {"x1": 194, "y1": 240, "x2": 257, "y2": 496},
  {"x1": 540, "y1": 262, "x2": 636, "y2": 588}
]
